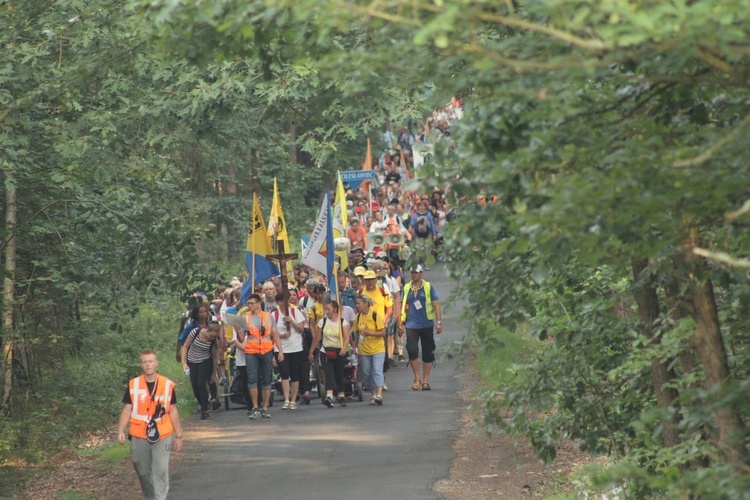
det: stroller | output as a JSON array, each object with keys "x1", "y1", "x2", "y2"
[
  {"x1": 223, "y1": 347, "x2": 249, "y2": 410},
  {"x1": 343, "y1": 348, "x2": 364, "y2": 402}
]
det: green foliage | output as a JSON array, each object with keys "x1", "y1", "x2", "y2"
[
  {"x1": 1, "y1": 298, "x2": 187, "y2": 463},
  {"x1": 4, "y1": 0, "x2": 750, "y2": 497},
  {"x1": 0, "y1": 465, "x2": 28, "y2": 498},
  {"x1": 2, "y1": 0, "x2": 409, "y2": 470}
]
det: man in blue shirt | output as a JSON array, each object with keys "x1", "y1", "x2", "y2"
[{"x1": 398, "y1": 265, "x2": 443, "y2": 391}]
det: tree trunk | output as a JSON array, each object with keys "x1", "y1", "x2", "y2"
[
  {"x1": 632, "y1": 259, "x2": 680, "y2": 448},
  {"x1": 214, "y1": 166, "x2": 225, "y2": 264},
  {"x1": 686, "y1": 228, "x2": 746, "y2": 465},
  {"x1": 2, "y1": 171, "x2": 17, "y2": 416},
  {"x1": 224, "y1": 159, "x2": 239, "y2": 261},
  {"x1": 288, "y1": 119, "x2": 297, "y2": 164},
  {"x1": 663, "y1": 278, "x2": 698, "y2": 376}
]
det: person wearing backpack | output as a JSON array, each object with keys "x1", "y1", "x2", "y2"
[
  {"x1": 181, "y1": 322, "x2": 221, "y2": 419},
  {"x1": 176, "y1": 303, "x2": 209, "y2": 363},
  {"x1": 353, "y1": 294, "x2": 386, "y2": 405},
  {"x1": 310, "y1": 301, "x2": 351, "y2": 408},
  {"x1": 409, "y1": 201, "x2": 437, "y2": 271},
  {"x1": 271, "y1": 290, "x2": 307, "y2": 411},
  {"x1": 361, "y1": 269, "x2": 394, "y2": 391}
]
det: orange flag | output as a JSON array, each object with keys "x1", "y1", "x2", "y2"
[
  {"x1": 400, "y1": 148, "x2": 410, "y2": 180},
  {"x1": 361, "y1": 138, "x2": 372, "y2": 193}
]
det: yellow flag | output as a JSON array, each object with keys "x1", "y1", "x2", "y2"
[
  {"x1": 333, "y1": 172, "x2": 349, "y2": 271},
  {"x1": 267, "y1": 179, "x2": 294, "y2": 276},
  {"x1": 244, "y1": 193, "x2": 277, "y2": 295}
]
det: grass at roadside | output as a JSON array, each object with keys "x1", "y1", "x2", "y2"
[
  {"x1": 471, "y1": 323, "x2": 583, "y2": 499},
  {"x1": 2, "y1": 298, "x2": 200, "y2": 498},
  {"x1": 0, "y1": 465, "x2": 28, "y2": 498},
  {"x1": 473, "y1": 322, "x2": 537, "y2": 388}
]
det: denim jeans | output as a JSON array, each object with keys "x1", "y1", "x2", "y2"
[
  {"x1": 359, "y1": 352, "x2": 385, "y2": 389},
  {"x1": 245, "y1": 351, "x2": 273, "y2": 391}
]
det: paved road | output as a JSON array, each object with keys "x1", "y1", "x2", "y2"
[{"x1": 170, "y1": 264, "x2": 466, "y2": 500}]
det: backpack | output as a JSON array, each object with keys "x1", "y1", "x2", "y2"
[
  {"x1": 300, "y1": 295, "x2": 311, "y2": 310},
  {"x1": 415, "y1": 214, "x2": 430, "y2": 237},
  {"x1": 178, "y1": 321, "x2": 199, "y2": 343},
  {"x1": 354, "y1": 311, "x2": 377, "y2": 332}
]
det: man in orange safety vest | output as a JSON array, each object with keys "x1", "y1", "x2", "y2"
[{"x1": 117, "y1": 349, "x2": 183, "y2": 500}]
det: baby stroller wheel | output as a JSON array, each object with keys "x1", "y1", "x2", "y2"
[
  {"x1": 356, "y1": 381, "x2": 364, "y2": 402},
  {"x1": 317, "y1": 378, "x2": 325, "y2": 400}
]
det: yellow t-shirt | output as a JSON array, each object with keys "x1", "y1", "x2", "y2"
[
  {"x1": 317, "y1": 318, "x2": 349, "y2": 349},
  {"x1": 362, "y1": 286, "x2": 393, "y2": 321},
  {"x1": 307, "y1": 302, "x2": 324, "y2": 329},
  {"x1": 355, "y1": 311, "x2": 385, "y2": 356}
]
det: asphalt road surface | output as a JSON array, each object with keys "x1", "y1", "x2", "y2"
[{"x1": 170, "y1": 263, "x2": 466, "y2": 500}]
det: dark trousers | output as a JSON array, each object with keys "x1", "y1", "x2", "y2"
[
  {"x1": 322, "y1": 349, "x2": 347, "y2": 393},
  {"x1": 406, "y1": 327, "x2": 436, "y2": 363},
  {"x1": 188, "y1": 358, "x2": 213, "y2": 412},
  {"x1": 275, "y1": 350, "x2": 306, "y2": 382},
  {"x1": 299, "y1": 355, "x2": 311, "y2": 394}
]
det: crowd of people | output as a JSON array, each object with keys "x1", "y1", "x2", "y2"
[
  {"x1": 117, "y1": 111, "x2": 464, "y2": 499},
  {"x1": 168, "y1": 111, "x2": 462, "y2": 422}
]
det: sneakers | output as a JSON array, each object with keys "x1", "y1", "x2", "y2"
[
  {"x1": 389, "y1": 358, "x2": 399, "y2": 368},
  {"x1": 289, "y1": 401, "x2": 297, "y2": 410},
  {"x1": 200, "y1": 411, "x2": 209, "y2": 420},
  {"x1": 369, "y1": 398, "x2": 377, "y2": 405},
  {"x1": 383, "y1": 384, "x2": 389, "y2": 392},
  {"x1": 282, "y1": 401, "x2": 290, "y2": 411},
  {"x1": 323, "y1": 395, "x2": 333, "y2": 408},
  {"x1": 261, "y1": 408, "x2": 271, "y2": 419},
  {"x1": 220, "y1": 376, "x2": 228, "y2": 387},
  {"x1": 210, "y1": 398, "x2": 222, "y2": 411},
  {"x1": 374, "y1": 395, "x2": 383, "y2": 406},
  {"x1": 338, "y1": 396, "x2": 347, "y2": 407},
  {"x1": 302, "y1": 393, "x2": 311, "y2": 405},
  {"x1": 248, "y1": 408, "x2": 261, "y2": 420},
  {"x1": 423, "y1": 264, "x2": 430, "y2": 271}
]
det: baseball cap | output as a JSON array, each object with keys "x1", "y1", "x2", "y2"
[
  {"x1": 353, "y1": 266, "x2": 367, "y2": 277},
  {"x1": 410, "y1": 264, "x2": 424, "y2": 273},
  {"x1": 363, "y1": 270, "x2": 377, "y2": 280}
]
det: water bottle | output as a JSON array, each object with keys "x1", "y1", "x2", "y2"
[{"x1": 184, "y1": 367, "x2": 190, "y2": 376}]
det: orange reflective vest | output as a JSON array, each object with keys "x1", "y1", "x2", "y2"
[
  {"x1": 244, "y1": 311, "x2": 274, "y2": 355},
  {"x1": 128, "y1": 374, "x2": 174, "y2": 440}
]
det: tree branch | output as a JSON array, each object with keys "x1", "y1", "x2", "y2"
[
  {"x1": 692, "y1": 247, "x2": 750, "y2": 269},
  {"x1": 696, "y1": 47, "x2": 734, "y2": 76},
  {"x1": 473, "y1": 11, "x2": 607, "y2": 51},
  {"x1": 673, "y1": 112, "x2": 750, "y2": 168},
  {"x1": 0, "y1": 199, "x2": 144, "y2": 254}
]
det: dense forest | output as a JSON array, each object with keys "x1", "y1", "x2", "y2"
[{"x1": 3, "y1": 0, "x2": 750, "y2": 497}]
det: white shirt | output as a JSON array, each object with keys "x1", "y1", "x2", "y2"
[
  {"x1": 231, "y1": 329, "x2": 246, "y2": 367},
  {"x1": 370, "y1": 220, "x2": 388, "y2": 233},
  {"x1": 272, "y1": 307, "x2": 306, "y2": 353}
]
